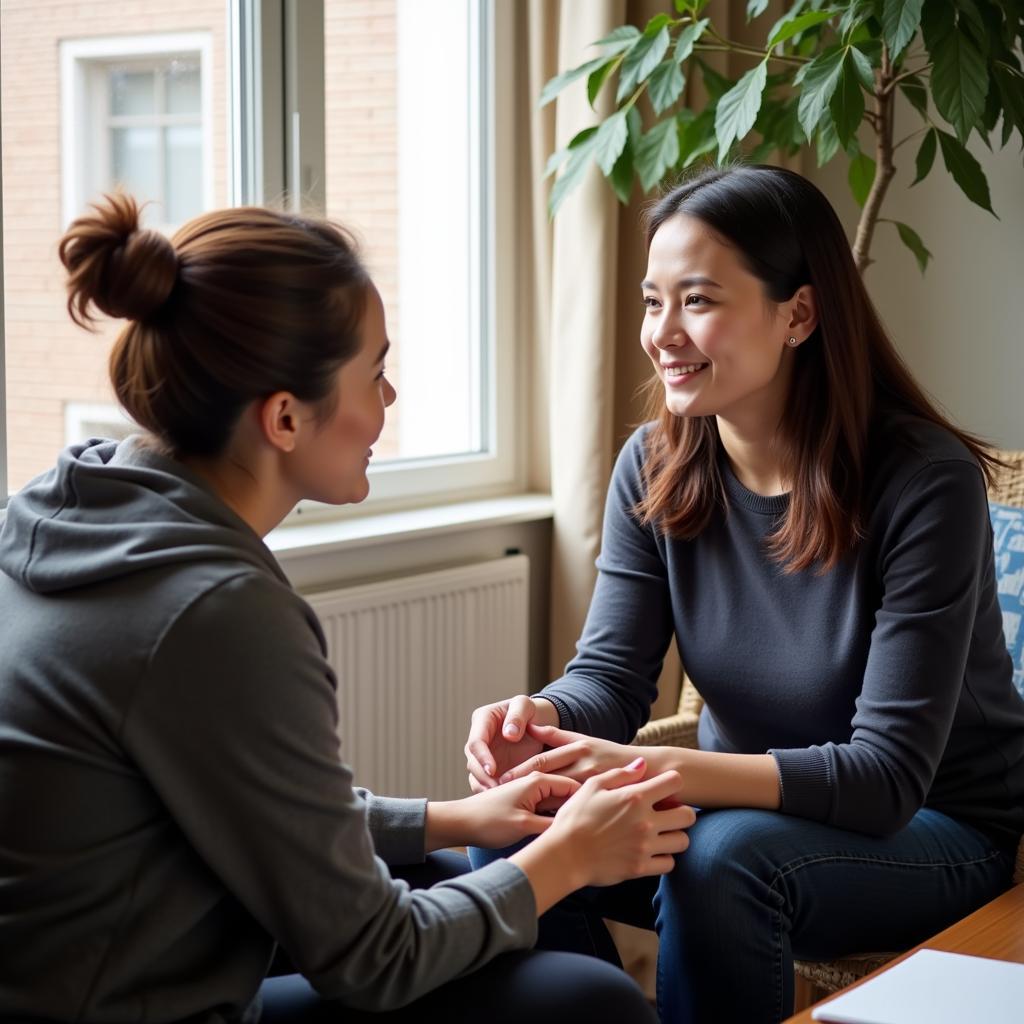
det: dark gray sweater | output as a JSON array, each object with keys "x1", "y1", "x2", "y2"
[
  {"x1": 542, "y1": 418, "x2": 1024, "y2": 845},
  {"x1": 0, "y1": 438, "x2": 536, "y2": 1023}
]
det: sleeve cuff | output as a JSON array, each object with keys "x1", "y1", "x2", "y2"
[
  {"x1": 532, "y1": 690, "x2": 575, "y2": 730},
  {"x1": 769, "y1": 746, "x2": 833, "y2": 822},
  {"x1": 360, "y1": 793, "x2": 428, "y2": 865}
]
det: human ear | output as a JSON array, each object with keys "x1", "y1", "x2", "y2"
[
  {"x1": 786, "y1": 284, "x2": 818, "y2": 342},
  {"x1": 257, "y1": 391, "x2": 302, "y2": 453}
]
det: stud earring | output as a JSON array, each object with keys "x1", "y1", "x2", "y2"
[{"x1": 787, "y1": 336, "x2": 798, "y2": 347}]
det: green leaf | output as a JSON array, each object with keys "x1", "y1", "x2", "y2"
[
  {"x1": 798, "y1": 46, "x2": 846, "y2": 141},
  {"x1": 591, "y1": 25, "x2": 641, "y2": 56},
  {"x1": 594, "y1": 111, "x2": 630, "y2": 175},
  {"x1": 544, "y1": 127, "x2": 597, "y2": 178},
  {"x1": 675, "y1": 18, "x2": 710, "y2": 63},
  {"x1": 715, "y1": 60, "x2": 768, "y2": 162},
  {"x1": 848, "y1": 150, "x2": 876, "y2": 204},
  {"x1": 911, "y1": 128, "x2": 937, "y2": 185},
  {"x1": 548, "y1": 131, "x2": 600, "y2": 216},
  {"x1": 540, "y1": 57, "x2": 608, "y2": 107},
  {"x1": 954, "y1": 0, "x2": 990, "y2": 55},
  {"x1": 649, "y1": 59, "x2": 686, "y2": 114},
  {"x1": 922, "y1": 2, "x2": 989, "y2": 143},
  {"x1": 587, "y1": 59, "x2": 618, "y2": 108},
  {"x1": 994, "y1": 61, "x2": 1024, "y2": 147},
  {"x1": 839, "y1": 0, "x2": 876, "y2": 39},
  {"x1": 617, "y1": 25, "x2": 671, "y2": 102},
  {"x1": 829, "y1": 53, "x2": 866, "y2": 148},
  {"x1": 747, "y1": 0, "x2": 771, "y2": 19},
  {"x1": 644, "y1": 13, "x2": 673, "y2": 36},
  {"x1": 636, "y1": 118, "x2": 682, "y2": 190},
  {"x1": 936, "y1": 128, "x2": 997, "y2": 215},
  {"x1": 608, "y1": 135, "x2": 635, "y2": 204},
  {"x1": 882, "y1": 0, "x2": 924, "y2": 57},
  {"x1": 817, "y1": 112, "x2": 841, "y2": 164},
  {"x1": 899, "y1": 74, "x2": 928, "y2": 116},
  {"x1": 769, "y1": 9, "x2": 837, "y2": 49},
  {"x1": 678, "y1": 108, "x2": 718, "y2": 166},
  {"x1": 850, "y1": 46, "x2": 876, "y2": 91},
  {"x1": 543, "y1": 147, "x2": 571, "y2": 179},
  {"x1": 889, "y1": 219, "x2": 932, "y2": 273},
  {"x1": 697, "y1": 58, "x2": 734, "y2": 102}
]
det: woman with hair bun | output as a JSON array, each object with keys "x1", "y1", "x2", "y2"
[
  {"x1": 466, "y1": 165, "x2": 1024, "y2": 1024},
  {"x1": 0, "y1": 194, "x2": 693, "y2": 1022}
]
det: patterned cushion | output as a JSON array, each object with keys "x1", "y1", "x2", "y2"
[{"x1": 992, "y1": 502, "x2": 1024, "y2": 698}]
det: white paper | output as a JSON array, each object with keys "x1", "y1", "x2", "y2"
[{"x1": 810, "y1": 948, "x2": 1024, "y2": 1024}]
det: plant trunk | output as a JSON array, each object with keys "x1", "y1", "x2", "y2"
[{"x1": 852, "y1": 45, "x2": 897, "y2": 274}]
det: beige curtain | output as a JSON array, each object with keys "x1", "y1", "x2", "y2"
[{"x1": 513, "y1": 0, "x2": 627, "y2": 680}]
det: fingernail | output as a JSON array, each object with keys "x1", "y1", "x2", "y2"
[
  {"x1": 503, "y1": 724, "x2": 519, "y2": 737},
  {"x1": 499, "y1": 773, "x2": 511, "y2": 784},
  {"x1": 626, "y1": 756, "x2": 645, "y2": 770},
  {"x1": 483, "y1": 764, "x2": 493, "y2": 777}
]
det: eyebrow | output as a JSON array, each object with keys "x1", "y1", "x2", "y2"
[
  {"x1": 375, "y1": 340, "x2": 391, "y2": 364},
  {"x1": 641, "y1": 276, "x2": 722, "y2": 290}
]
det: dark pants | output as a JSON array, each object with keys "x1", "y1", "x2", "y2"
[
  {"x1": 472, "y1": 807, "x2": 1015, "y2": 1024},
  {"x1": 259, "y1": 851, "x2": 656, "y2": 1024}
]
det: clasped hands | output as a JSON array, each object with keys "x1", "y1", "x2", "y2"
[{"x1": 440, "y1": 694, "x2": 691, "y2": 854}]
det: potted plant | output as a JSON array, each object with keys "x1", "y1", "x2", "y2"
[{"x1": 542, "y1": 0, "x2": 1024, "y2": 272}]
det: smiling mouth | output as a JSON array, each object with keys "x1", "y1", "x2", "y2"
[{"x1": 663, "y1": 362, "x2": 709, "y2": 382}]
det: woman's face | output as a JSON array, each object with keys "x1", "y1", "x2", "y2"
[
  {"x1": 641, "y1": 213, "x2": 802, "y2": 431},
  {"x1": 292, "y1": 285, "x2": 397, "y2": 505}
]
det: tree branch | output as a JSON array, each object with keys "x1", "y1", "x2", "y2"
[
  {"x1": 881, "y1": 64, "x2": 933, "y2": 95},
  {"x1": 692, "y1": 42, "x2": 807, "y2": 69},
  {"x1": 852, "y1": 44, "x2": 898, "y2": 274}
]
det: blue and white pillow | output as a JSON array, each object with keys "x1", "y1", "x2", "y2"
[{"x1": 991, "y1": 502, "x2": 1024, "y2": 699}]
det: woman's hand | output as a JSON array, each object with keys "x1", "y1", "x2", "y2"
[
  {"x1": 509, "y1": 758, "x2": 697, "y2": 911},
  {"x1": 464, "y1": 695, "x2": 559, "y2": 791},
  {"x1": 426, "y1": 772, "x2": 580, "y2": 852},
  {"x1": 497, "y1": 723, "x2": 636, "y2": 785}
]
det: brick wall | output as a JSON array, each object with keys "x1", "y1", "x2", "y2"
[{"x1": 1, "y1": 0, "x2": 401, "y2": 491}]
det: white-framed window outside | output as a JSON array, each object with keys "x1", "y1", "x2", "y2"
[
  {"x1": 2, "y1": 0, "x2": 519, "y2": 517},
  {"x1": 60, "y1": 32, "x2": 215, "y2": 231}
]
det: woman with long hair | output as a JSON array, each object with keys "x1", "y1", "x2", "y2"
[
  {"x1": 466, "y1": 165, "x2": 1024, "y2": 1024},
  {"x1": 0, "y1": 194, "x2": 694, "y2": 1022}
]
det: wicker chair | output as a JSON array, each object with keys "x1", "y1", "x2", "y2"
[{"x1": 634, "y1": 450, "x2": 1024, "y2": 997}]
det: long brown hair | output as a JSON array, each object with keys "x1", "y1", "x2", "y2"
[
  {"x1": 635, "y1": 165, "x2": 999, "y2": 573},
  {"x1": 58, "y1": 193, "x2": 370, "y2": 457}
]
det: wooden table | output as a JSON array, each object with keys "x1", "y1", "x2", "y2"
[{"x1": 784, "y1": 883, "x2": 1024, "y2": 1023}]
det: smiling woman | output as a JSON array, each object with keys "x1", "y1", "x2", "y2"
[{"x1": 465, "y1": 164, "x2": 1024, "y2": 1024}]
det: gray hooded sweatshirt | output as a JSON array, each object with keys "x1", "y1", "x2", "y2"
[{"x1": 0, "y1": 438, "x2": 536, "y2": 1023}]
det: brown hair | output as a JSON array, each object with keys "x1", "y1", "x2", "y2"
[
  {"x1": 58, "y1": 193, "x2": 370, "y2": 457},
  {"x1": 636, "y1": 165, "x2": 1000, "y2": 573}
]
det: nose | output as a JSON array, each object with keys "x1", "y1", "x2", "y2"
[
  {"x1": 650, "y1": 308, "x2": 685, "y2": 350},
  {"x1": 384, "y1": 377, "x2": 397, "y2": 407}
]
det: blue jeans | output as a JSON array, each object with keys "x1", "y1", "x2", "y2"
[
  {"x1": 259, "y1": 850, "x2": 656, "y2": 1024},
  {"x1": 470, "y1": 808, "x2": 1014, "y2": 1024}
]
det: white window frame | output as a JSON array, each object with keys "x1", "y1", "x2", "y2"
[
  {"x1": 235, "y1": 0, "x2": 522, "y2": 522},
  {"x1": 60, "y1": 32, "x2": 215, "y2": 230},
  {"x1": 2, "y1": 4, "x2": 521, "y2": 514}
]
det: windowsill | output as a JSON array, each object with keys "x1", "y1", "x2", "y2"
[{"x1": 267, "y1": 492, "x2": 554, "y2": 559}]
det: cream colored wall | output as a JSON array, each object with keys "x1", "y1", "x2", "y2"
[{"x1": 804, "y1": 98, "x2": 1024, "y2": 450}]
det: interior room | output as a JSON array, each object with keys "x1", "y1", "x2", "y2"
[{"x1": 1, "y1": 1, "x2": 1022, "y2": 1021}]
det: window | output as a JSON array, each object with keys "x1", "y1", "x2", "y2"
[
  {"x1": 61, "y1": 34, "x2": 214, "y2": 229},
  {"x1": 1, "y1": 0, "x2": 516, "y2": 512}
]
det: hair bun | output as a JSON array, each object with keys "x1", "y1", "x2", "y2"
[{"x1": 59, "y1": 192, "x2": 179, "y2": 327}]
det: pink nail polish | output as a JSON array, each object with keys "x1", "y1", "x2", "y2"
[{"x1": 626, "y1": 756, "x2": 645, "y2": 770}]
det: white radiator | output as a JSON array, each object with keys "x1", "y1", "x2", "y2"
[{"x1": 305, "y1": 554, "x2": 530, "y2": 801}]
